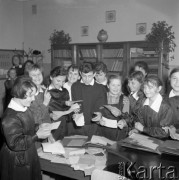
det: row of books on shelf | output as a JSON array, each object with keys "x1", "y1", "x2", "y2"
[
  {"x1": 103, "y1": 49, "x2": 123, "y2": 58},
  {"x1": 79, "y1": 49, "x2": 97, "y2": 58},
  {"x1": 53, "y1": 49, "x2": 72, "y2": 58},
  {"x1": 111, "y1": 60, "x2": 123, "y2": 71}
]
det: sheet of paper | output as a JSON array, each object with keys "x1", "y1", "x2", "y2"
[
  {"x1": 74, "y1": 113, "x2": 85, "y2": 126},
  {"x1": 42, "y1": 140, "x2": 65, "y2": 155},
  {"x1": 51, "y1": 156, "x2": 69, "y2": 164},
  {"x1": 50, "y1": 121, "x2": 61, "y2": 130},
  {"x1": 90, "y1": 135, "x2": 107, "y2": 146},
  {"x1": 102, "y1": 116, "x2": 117, "y2": 128},
  {"x1": 68, "y1": 156, "x2": 80, "y2": 165}
]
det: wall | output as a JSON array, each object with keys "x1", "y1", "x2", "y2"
[
  {"x1": 22, "y1": 0, "x2": 179, "y2": 70},
  {"x1": 0, "y1": 0, "x2": 23, "y2": 49}
]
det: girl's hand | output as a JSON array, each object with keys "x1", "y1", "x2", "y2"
[
  {"x1": 48, "y1": 133, "x2": 56, "y2": 143},
  {"x1": 129, "y1": 129, "x2": 139, "y2": 136},
  {"x1": 117, "y1": 119, "x2": 127, "y2": 129},
  {"x1": 65, "y1": 101, "x2": 74, "y2": 106},
  {"x1": 110, "y1": 106, "x2": 121, "y2": 117},
  {"x1": 91, "y1": 112, "x2": 102, "y2": 122},
  {"x1": 69, "y1": 103, "x2": 80, "y2": 112},
  {"x1": 43, "y1": 89, "x2": 51, "y2": 106},
  {"x1": 36, "y1": 125, "x2": 51, "y2": 139},
  {"x1": 135, "y1": 122, "x2": 144, "y2": 132},
  {"x1": 99, "y1": 119, "x2": 105, "y2": 126}
]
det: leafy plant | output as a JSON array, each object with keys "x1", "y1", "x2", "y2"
[
  {"x1": 145, "y1": 21, "x2": 176, "y2": 59},
  {"x1": 49, "y1": 30, "x2": 72, "y2": 46}
]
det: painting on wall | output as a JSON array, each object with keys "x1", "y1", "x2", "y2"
[
  {"x1": 136, "y1": 23, "x2": 147, "y2": 35},
  {"x1": 81, "y1": 26, "x2": 89, "y2": 36},
  {"x1": 106, "y1": 10, "x2": 116, "y2": 23}
]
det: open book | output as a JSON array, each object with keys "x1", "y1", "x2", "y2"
[{"x1": 119, "y1": 133, "x2": 179, "y2": 156}]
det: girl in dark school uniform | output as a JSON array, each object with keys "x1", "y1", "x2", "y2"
[
  {"x1": 129, "y1": 76, "x2": 173, "y2": 139},
  {"x1": 48, "y1": 66, "x2": 79, "y2": 140},
  {"x1": 127, "y1": 71, "x2": 146, "y2": 128},
  {"x1": 97, "y1": 75, "x2": 129, "y2": 141},
  {"x1": 167, "y1": 68, "x2": 179, "y2": 129}
]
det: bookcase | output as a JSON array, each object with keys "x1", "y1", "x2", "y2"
[{"x1": 51, "y1": 41, "x2": 168, "y2": 84}]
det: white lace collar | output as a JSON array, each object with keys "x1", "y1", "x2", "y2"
[
  {"x1": 143, "y1": 93, "x2": 163, "y2": 113},
  {"x1": 8, "y1": 98, "x2": 27, "y2": 112}
]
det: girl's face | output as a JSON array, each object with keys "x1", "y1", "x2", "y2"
[
  {"x1": 128, "y1": 79, "x2": 141, "y2": 93},
  {"x1": 51, "y1": 75, "x2": 66, "y2": 89},
  {"x1": 108, "y1": 78, "x2": 122, "y2": 95},
  {"x1": 170, "y1": 72, "x2": 179, "y2": 93},
  {"x1": 20, "y1": 87, "x2": 36, "y2": 107},
  {"x1": 144, "y1": 82, "x2": 161, "y2": 99},
  {"x1": 9, "y1": 69, "x2": 17, "y2": 79},
  {"x1": 95, "y1": 71, "x2": 106, "y2": 84},
  {"x1": 29, "y1": 69, "x2": 43, "y2": 86},
  {"x1": 68, "y1": 68, "x2": 80, "y2": 84},
  {"x1": 13, "y1": 56, "x2": 20, "y2": 66}
]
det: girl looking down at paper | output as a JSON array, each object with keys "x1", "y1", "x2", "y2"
[
  {"x1": 96, "y1": 75, "x2": 130, "y2": 141},
  {"x1": 129, "y1": 76, "x2": 173, "y2": 139},
  {"x1": 0, "y1": 76, "x2": 51, "y2": 180},
  {"x1": 126, "y1": 71, "x2": 146, "y2": 129}
]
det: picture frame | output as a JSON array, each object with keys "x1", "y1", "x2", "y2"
[
  {"x1": 106, "y1": 10, "x2": 116, "y2": 23},
  {"x1": 81, "y1": 26, "x2": 89, "y2": 36},
  {"x1": 136, "y1": 23, "x2": 147, "y2": 35}
]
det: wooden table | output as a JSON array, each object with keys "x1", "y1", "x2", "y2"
[{"x1": 40, "y1": 143, "x2": 179, "y2": 180}]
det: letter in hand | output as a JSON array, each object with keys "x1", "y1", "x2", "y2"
[
  {"x1": 135, "y1": 122, "x2": 144, "y2": 132},
  {"x1": 43, "y1": 88, "x2": 51, "y2": 106},
  {"x1": 117, "y1": 119, "x2": 127, "y2": 129},
  {"x1": 36, "y1": 123, "x2": 51, "y2": 139},
  {"x1": 91, "y1": 112, "x2": 102, "y2": 122}
]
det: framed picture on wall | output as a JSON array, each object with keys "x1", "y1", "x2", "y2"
[
  {"x1": 81, "y1": 26, "x2": 89, "y2": 36},
  {"x1": 106, "y1": 10, "x2": 116, "y2": 23},
  {"x1": 136, "y1": 23, "x2": 147, "y2": 35}
]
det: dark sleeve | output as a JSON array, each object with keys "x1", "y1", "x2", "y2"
[
  {"x1": 71, "y1": 82, "x2": 79, "y2": 101},
  {"x1": 143, "y1": 104, "x2": 173, "y2": 139},
  {"x1": 1, "y1": 116, "x2": 38, "y2": 151},
  {"x1": 94, "y1": 85, "x2": 107, "y2": 112}
]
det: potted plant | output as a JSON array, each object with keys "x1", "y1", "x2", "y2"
[
  {"x1": 145, "y1": 21, "x2": 176, "y2": 71},
  {"x1": 49, "y1": 30, "x2": 72, "y2": 50}
]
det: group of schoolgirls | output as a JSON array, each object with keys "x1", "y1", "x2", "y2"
[{"x1": 24, "y1": 61, "x2": 179, "y2": 142}]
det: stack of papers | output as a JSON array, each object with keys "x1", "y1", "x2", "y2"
[
  {"x1": 89, "y1": 135, "x2": 116, "y2": 146},
  {"x1": 42, "y1": 140, "x2": 65, "y2": 155}
]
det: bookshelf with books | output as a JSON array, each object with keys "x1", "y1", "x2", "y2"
[
  {"x1": 51, "y1": 44, "x2": 74, "y2": 69},
  {"x1": 102, "y1": 43, "x2": 125, "y2": 76},
  {"x1": 51, "y1": 41, "x2": 168, "y2": 84}
]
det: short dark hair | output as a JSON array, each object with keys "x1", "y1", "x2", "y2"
[
  {"x1": 50, "y1": 66, "x2": 67, "y2": 78},
  {"x1": 108, "y1": 74, "x2": 123, "y2": 85},
  {"x1": 169, "y1": 67, "x2": 179, "y2": 78},
  {"x1": 94, "y1": 62, "x2": 108, "y2": 74},
  {"x1": 134, "y1": 61, "x2": 149, "y2": 75},
  {"x1": 79, "y1": 62, "x2": 95, "y2": 74},
  {"x1": 12, "y1": 76, "x2": 37, "y2": 99},
  {"x1": 28, "y1": 64, "x2": 43, "y2": 74},
  {"x1": 67, "y1": 64, "x2": 79, "y2": 73},
  {"x1": 144, "y1": 75, "x2": 163, "y2": 88},
  {"x1": 129, "y1": 71, "x2": 144, "y2": 84}
]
